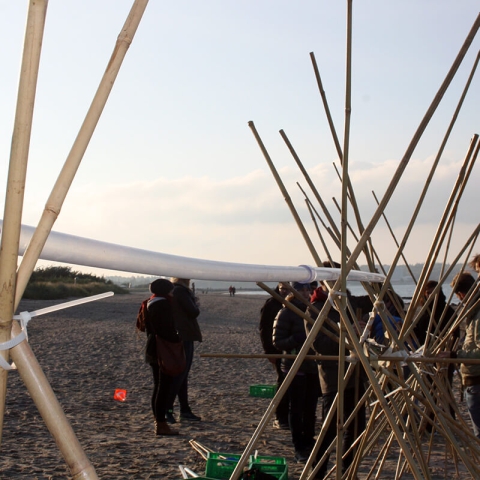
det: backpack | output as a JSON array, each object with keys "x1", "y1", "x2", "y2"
[
  {"x1": 136, "y1": 296, "x2": 165, "y2": 332},
  {"x1": 136, "y1": 298, "x2": 150, "y2": 333}
]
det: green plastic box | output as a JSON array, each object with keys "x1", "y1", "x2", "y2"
[
  {"x1": 249, "y1": 384, "x2": 277, "y2": 398},
  {"x1": 248, "y1": 455, "x2": 288, "y2": 479},
  {"x1": 205, "y1": 452, "x2": 241, "y2": 479}
]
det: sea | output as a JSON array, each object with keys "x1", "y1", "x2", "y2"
[{"x1": 233, "y1": 283, "x2": 455, "y2": 302}]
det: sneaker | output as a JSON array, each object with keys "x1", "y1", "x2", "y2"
[
  {"x1": 180, "y1": 411, "x2": 202, "y2": 421},
  {"x1": 166, "y1": 410, "x2": 177, "y2": 424},
  {"x1": 273, "y1": 419, "x2": 289, "y2": 430}
]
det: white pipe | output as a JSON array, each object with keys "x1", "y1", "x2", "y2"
[{"x1": 0, "y1": 221, "x2": 385, "y2": 283}]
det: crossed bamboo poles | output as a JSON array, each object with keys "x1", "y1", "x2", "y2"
[{"x1": 227, "y1": 8, "x2": 480, "y2": 480}]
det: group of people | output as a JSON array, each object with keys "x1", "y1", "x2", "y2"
[
  {"x1": 141, "y1": 277, "x2": 202, "y2": 436},
  {"x1": 259, "y1": 274, "x2": 371, "y2": 477},
  {"x1": 259, "y1": 254, "x2": 480, "y2": 478}
]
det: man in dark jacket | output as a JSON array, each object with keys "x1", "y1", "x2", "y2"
[
  {"x1": 273, "y1": 282, "x2": 320, "y2": 463},
  {"x1": 259, "y1": 282, "x2": 290, "y2": 429},
  {"x1": 166, "y1": 278, "x2": 202, "y2": 423}
]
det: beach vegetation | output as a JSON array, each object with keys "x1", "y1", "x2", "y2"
[{"x1": 24, "y1": 266, "x2": 129, "y2": 299}]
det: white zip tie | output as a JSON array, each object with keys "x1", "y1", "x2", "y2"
[
  {"x1": 0, "y1": 291, "x2": 114, "y2": 371},
  {"x1": 327, "y1": 290, "x2": 347, "y2": 310}
]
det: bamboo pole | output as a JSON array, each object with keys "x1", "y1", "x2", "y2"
[
  {"x1": 305, "y1": 199, "x2": 333, "y2": 265},
  {"x1": 0, "y1": 0, "x2": 48, "y2": 444},
  {"x1": 248, "y1": 121, "x2": 322, "y2": 267},
  {"x1": 199, "y1": 352, "x2": 480, "y2": 365},
  {"x1": 308, "y1": 53, "x2": 368, "y2": 247}
]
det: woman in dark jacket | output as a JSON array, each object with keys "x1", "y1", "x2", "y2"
[
  {"x1": 273, "y1": 282, "x2": 320, "y2": 462},
  {"x1": 145, "y1": 278, "x2": 181, "y2": 436}
]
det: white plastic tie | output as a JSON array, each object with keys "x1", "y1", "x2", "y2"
[
  {"x1": 0, "y1": 291, "x2": 114, "y2": 371},
  {"x1": 327, "y1": 290, "x2": 347, "y2": 310}
]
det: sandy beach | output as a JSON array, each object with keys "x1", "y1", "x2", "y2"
[{"x1": 0, "y1": 291, "x2": 473, "y2": 479}]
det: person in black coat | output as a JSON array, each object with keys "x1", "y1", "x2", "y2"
[
  {"x1": 166, "y1": 278, "x2": 202, "y2": 423},
  {"x1": 145, "y1": 278, "x2": 181, "y2": 436},
  {"x1": 273, "y1": 282, "x2": 320, "y2": 463},
  {"x1": 259, "y1": 282, "x2": 290, "y2": 429}
]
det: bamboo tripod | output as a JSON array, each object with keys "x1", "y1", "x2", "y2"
[{"x1": 0, "y1": 1, "x2": 149, "y2": 478}]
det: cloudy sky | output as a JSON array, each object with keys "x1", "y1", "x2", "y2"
[{"x1": 0, "y1": 1, "x2": 479, "y2": 277}]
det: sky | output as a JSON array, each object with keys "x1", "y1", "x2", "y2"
[{"x1": 0, "y1": 1, "x2": 479, "y2": 278}]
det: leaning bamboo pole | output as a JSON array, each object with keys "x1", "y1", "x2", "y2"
[
  {"x1": 0, "y1": 0, "x2": 48, "y2": 444},
  {"x1": 248, "y1": 121, "x2": 322, "y2": 267},
  {"x1": 2, "y1": 2, "x2": 150, "y2": 479}
]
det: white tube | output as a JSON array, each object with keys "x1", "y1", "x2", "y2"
[{"x1": 1, "y1": 221, "x2": 385, "y2": 283}]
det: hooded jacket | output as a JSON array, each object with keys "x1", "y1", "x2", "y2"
[{"x1": 171, "y1": 282, "x2": 202, "y2": 342}]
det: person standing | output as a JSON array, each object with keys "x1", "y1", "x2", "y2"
[
  {"x1": 143, "y1": 278, "x2": 180, "y2": 436},
  {"x1": 440, "y1": 272, "x2": 480, "y2": 439},
  {"x1": 259, "y1": 282, "x2": 290, "y2": 429},
  {"x1": 166, "y1": 278, "x2": 202, "y2": 423},
  {"x1": 273, "y1": 282, "x2": 320, "y2": 463}
]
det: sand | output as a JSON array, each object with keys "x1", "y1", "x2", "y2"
[{"x1": 0, "y1": 292, "x2": 473, "y2": 479}]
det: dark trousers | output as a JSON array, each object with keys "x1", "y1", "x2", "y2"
[
  {"x1": 151, "y1": 363, "x2": 174, "y2": 422},
  {"x1": 315, "y1": 387, "x2": 366, "y2": 478},
  {"x1": 275, "y1": 360, "x2": 290, "y2": 424},
  {"x1": 288, "y1": 372, "x2": 320, "y2": 452},
  {"x1": 166, "y1": 340, "x2": 194, "y2": 413}
]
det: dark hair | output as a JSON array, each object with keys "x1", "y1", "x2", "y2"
[
  {"x1": 421, "y1": 280, "x2": 449, "y2": 309},
  {"x1": 322, "y1": 260, "x2": 341, "y2": 268},
  {"x1": 451, "y1": 272, "x2": 475, "y2": 295},
  {"x1": 149, "y1": 278, "x2": 174, "y2": 296}
]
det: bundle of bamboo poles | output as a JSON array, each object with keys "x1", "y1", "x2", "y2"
[{"x1": 227, "y1": 6, "x2": 480, "y2": 480}]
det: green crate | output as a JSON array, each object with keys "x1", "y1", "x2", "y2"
[
  {"x1": 205, "y1": 452, "x2": 241, "y2": 479},
  {"x1": 249, "y1": 384, "x2": 277, "y2": 398},
  {"x1": 249, "y1": 455, "x2": 288, "y2": 479}
]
